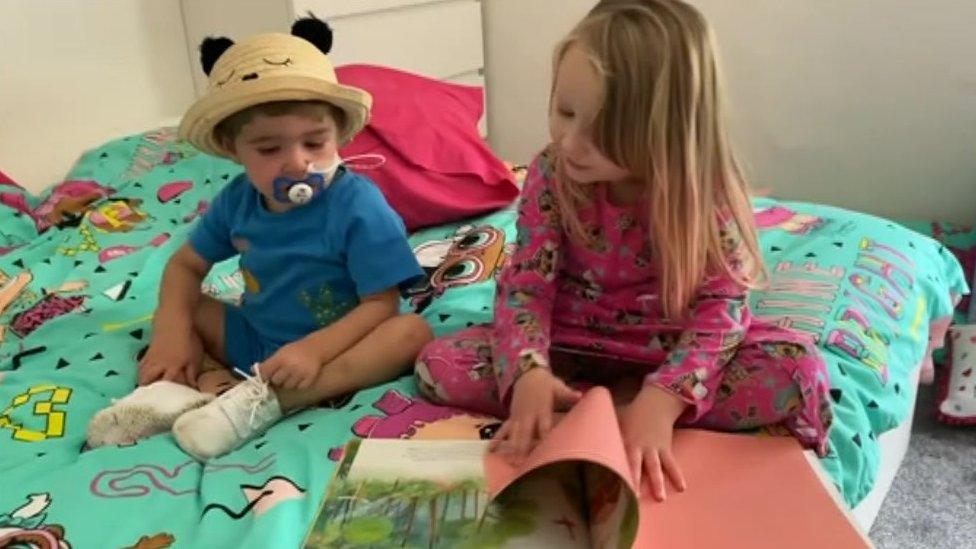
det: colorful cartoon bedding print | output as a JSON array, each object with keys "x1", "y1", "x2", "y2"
[
  {"x1": 751, "y1": 198, "x2": 966, "y2": 503},
  {"x1": 897, "y1": 220, "x2": 975, "y2": 323},
  {"x1": 0, "y1": 129, "x2": 966, "y2": 549},
  {"x1": 0, "y1": 129, "x2": 502, "y2": 549}
]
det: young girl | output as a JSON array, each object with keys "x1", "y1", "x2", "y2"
[{"x1": 415, "y1": 0, "x2": 832, "y2": 501}]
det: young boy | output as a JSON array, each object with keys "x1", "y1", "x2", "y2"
[{"x1": 90, "y1": 18, "x2": 431, "y2": 460}]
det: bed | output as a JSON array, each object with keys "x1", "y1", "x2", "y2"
[
  {"x1": 0, "y1": 2, "x2": 970, "y2": 547},
  {"x1": 0, "y1": 126, "x2": 967, "y2": 548}
]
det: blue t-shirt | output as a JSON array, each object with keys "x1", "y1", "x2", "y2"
[{"x1": 189, "y1": 168, "x2": 422, "y2": 347}]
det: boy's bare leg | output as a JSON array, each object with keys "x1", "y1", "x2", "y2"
[
  {"x1": 172, "y1": 313, "x2": 431, "y2": 460},
  {"x1": 191, "y1": 295, "x2": 229, "y2": 364},
  {"x1": 188, "y1": 294, "x2": 242, "y2": 394},
  {"x1": 274, "y1": 314, "x2": 433, "y2": 411},
  {"x1": 196, "y1": 354, "x2": 239, "y2": 395},
  {"x1": 189, "y1": 303, "x2": 433, "y2": 406}
]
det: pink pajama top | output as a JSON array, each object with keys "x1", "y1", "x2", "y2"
[{"x1": 492, "y1": 148, "x2": 752, "y2": 420}]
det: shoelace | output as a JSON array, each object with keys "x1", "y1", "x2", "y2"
[{"x1": 237, "y1": 363, "x2": 271, "y2": 429}]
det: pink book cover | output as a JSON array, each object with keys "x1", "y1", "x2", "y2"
[{"x1": 485, "y1": 387, "x2": 871, "y2": 548}]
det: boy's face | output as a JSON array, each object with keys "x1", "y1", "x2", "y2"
[{"x1": 226, "y1": 112, "x2": 340, "y2": 211}]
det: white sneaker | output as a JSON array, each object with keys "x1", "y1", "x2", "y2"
[
  {"x1": 172, "y1": 369, "x2": 282, "y2": 460},
  {"x1": 87, "y1": 381, "x2": 213, "y2": 448}
]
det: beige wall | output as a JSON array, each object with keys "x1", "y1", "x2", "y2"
[
  {"x1": 3, "y1": 1, "x2": 973, "y2": 222},
  {"x1": 0, "y1": 0, "x2": 194, "y2": 192},
  {"x1": 483, "y1": 0, "x2": 976, "y2": 222},
  {"x1": 483, "y1": 0, "x2": 595, "y2": 164}
]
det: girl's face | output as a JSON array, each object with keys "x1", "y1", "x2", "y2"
[{"x1": 549, "y1": 43, "x2": 631, "y2": 184}]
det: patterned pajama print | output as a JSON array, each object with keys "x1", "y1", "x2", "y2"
[{"x1": 416, "y1": 149, "x2": 833, "y2": 456}]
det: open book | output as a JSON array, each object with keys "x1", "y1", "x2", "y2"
[{"x1": 304, "y1": 387, "x2": 871, "y2": 548}]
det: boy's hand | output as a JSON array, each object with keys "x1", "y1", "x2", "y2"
[
  {"x1": 618, "y1": 385, "x2": 688, "y2": 502},
  {"x1": 259, "y1": 339, "x2": 321, "y2": 390},
  {"x1": 489, "y1": 367, "x2": 582, "y2": 456},
  {"x1": 138, "y1": 330, "x2": 203, "y2": 387}
]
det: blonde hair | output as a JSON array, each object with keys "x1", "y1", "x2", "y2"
[{"x1": 550, "y1": 0, "x2": 764, "y2": 319}]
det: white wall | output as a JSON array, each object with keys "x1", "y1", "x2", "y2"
[
  {"x1": 0, "y1": 0, "x2": 194, "y2": 193},
  {"x1": 483, "y1": 0, "x2": 594, "y2": 165},
  {"x1": 3, "y1": 0, "x2": 973, "y2": 221},
  {"x1": 484, "y1": 0, "x2": 976, "y2": 223}
]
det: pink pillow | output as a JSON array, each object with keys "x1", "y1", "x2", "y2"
[
  {"x1": 0, "y1": 169, "x2": 32, "y2": 218},
  {"x1": 0, "y1": 169, "x2": 19, "y2": 188},
  {"x1": 336, "y1": 64, "x2": 519, "y2": 230}
]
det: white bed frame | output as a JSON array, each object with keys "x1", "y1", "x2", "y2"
[
  {"x1": 851, "y1": 366, "x2": 920, "y2": 532},
  {"x1": 803, "y1": 364, "x2": 920, "y2": 539}
]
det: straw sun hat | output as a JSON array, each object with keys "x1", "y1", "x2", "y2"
[{"x1": 178, "y1": 16, "x2": 372, "y2": 158}]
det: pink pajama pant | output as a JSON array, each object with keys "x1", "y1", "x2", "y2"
[{"x1": 415, "y1": 322, "x2": 833, "y2": 456}]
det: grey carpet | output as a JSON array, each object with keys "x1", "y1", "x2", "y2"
[{"x1": 869, "y1": 382, "x2": 976, "y2": 548}]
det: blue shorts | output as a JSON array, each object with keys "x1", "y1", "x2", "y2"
[{"x1": 222, "y1": 303, "x2": 282, "y2": 376}]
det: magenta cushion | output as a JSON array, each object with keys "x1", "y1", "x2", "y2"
[{"x1": 337, "y1": 64, "x2": 518, "y2": 230}]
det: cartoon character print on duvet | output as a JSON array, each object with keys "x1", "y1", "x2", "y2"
[
  {"x1": 0, "y1": 493, "x2": 71, "y2": 549},
  {"x1": 3, "y1": 128, "x2": 197, "y2": 237},
  {"x1": 86, "y1": 198, "x2": 150, "y2": 233},
  {"x1": 22, "y1": 179, "x2": 157, "y2": 237},
  {"x1": 753, "y1": 212, "x2": 917, "y2": 385},
  {"x1": 0, "y1": 268, "x2": 87, "y2": 348},
  {"x1": 0, "y1": 129, "x2": 198, "y2": 341},
  {"x1": 54, "y1": 197, "x2": 158, "y2": 260},
  {"x1": 0, "y1": 382, "x2": 73, "y2": 443},
  {"x1": 0, "y1": 493, "x2": 177, "y2": 549},
  {"x1": 0, "y1": 174, "x2": 30, "y2": 225},
  {"x1": 754, "y1": 205, "x2": 826, "y2": 236},
  {"x1": 336, "y1": 389, "x2": 501, "y2": 460},
  {"x1": 28, "y1": 180, "x2": 116, "y2": 234},
  {"x1": 405, "y1": 225, "x2": 513, "y2": 313},
  {"x1": 123, "y1": 127, "x2": 200, "y2": 181}
]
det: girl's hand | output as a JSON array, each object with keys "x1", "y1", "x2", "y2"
[
  {"x1": 489, "y1": 368, "x2": 582, "y2": 456},
  {"x1": 259, "y1": 340, "x2": 321, "y2": 390},
  {"x1": 619, "y1": 385, "x2": 688, "y2": 502},
  {"x1": 138, "y1": 329, "x2": 203, "y2": 387}
]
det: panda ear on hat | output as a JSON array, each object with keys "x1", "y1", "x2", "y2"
[
  {"x1": 199, "y1": 36, "x2": 235, "y2": 76},
  {"x1": 291, "y1": 13, "x2": 333, "y2": 55}
]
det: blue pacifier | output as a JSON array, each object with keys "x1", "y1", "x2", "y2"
[{"x1": 271, "y1": 159, "x2": 341, "y2": 205}]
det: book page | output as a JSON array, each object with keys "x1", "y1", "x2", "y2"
[
  {"x1": 495, "y1": 462, "x2": 593, "y2": 549},
  {"x1": 306, "y1": 439, "x2": 592, "y2": 548},
  {"x1": 583, "y1": 462, "x2": 640, "y2": 549},
  {"x1": 484, "y1": 387, "x2": 640, "y2": 548},
  {"x1": 484, "y1": 387, "x2": 636, "y2": 498},
  {"x1": 346, "y1": 439, "x2": 488, "y2": 482}
]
